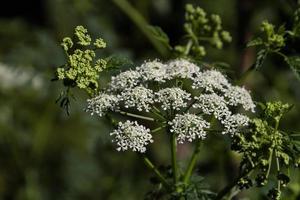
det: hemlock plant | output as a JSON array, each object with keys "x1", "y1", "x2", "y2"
[{"x1": 53, "y1": 4, "x2": 300, "y2": 200}]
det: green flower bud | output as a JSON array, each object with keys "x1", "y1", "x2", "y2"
[
  {"x1": 75, "y1": 25, "x2": 91, "y2": 46},
  {"x1": 94, "y1": 38, "x2": 107, "y2": 49},
  {"x1": 61, "y1": 37, "x2": 73, "y2": 51},
  {"x1": 221, "y1": 31, "x2": 232, "y2": 42}
]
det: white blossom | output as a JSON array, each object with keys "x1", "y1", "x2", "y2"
[
  {"x1": 192, "y1": 70, "x2": 230, "y2": 92},
  {"x1": 193, "y1": 93, "x2": 231, "y2": 120},
  {"x1": 109, "y1": 70, "x2": 141, "y2": 91},
  {"x1": 224, "y1": 86, "x2": 255, "y2": 112},
  {"x1": 136, "y1": 60, "x2": 168, "y2": 82},
  {"x1": 118, "y1": 86, "x2": 154, "y2": 112},
  {"x1": 86, "y1": 93, "x2": 119, "y2": 116},
  {"x1": 169, "y1": 113, "x2": 210, "y2": 143},
  {"x1": 166, "y1": 59, "x2": 200, "y2": 79},
  {"x1": 110, "y1": 120, "x2": 153, "y2": 153},
  {"x1": 221, "y1": 114, "x2": 250, "y2": 135},
  {"x1": 155, "y1": 87, "x2": 191, "y2": 111}
]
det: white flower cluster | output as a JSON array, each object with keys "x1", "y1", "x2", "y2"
[
  {"x1": 221, "y1": 114, "x2": 250, "y2": 135},
  {"x1": 193, "y1": 93, "x2": 231, "y2": 120},
  {"x1": 109, "y1": 70, "x2": 141, "y2": 91},
  {"x1": 169, "y1": 114, "x2": 210, "y2": 143},
  {"x1": 118, "y1": 86, "x2": 154, "y2": 112},
  {"x1": 192, "y1": 70, "x2": 229, "y2": 92},
  {"x1": 167, "y1": 59, "x2": 200, "y2": 79},
  {"x1": 155, "y1": 87, "x2": 191, "y2": 111},
  {"x1": 224, "y1": 86, "x2": 255, "y2": 112},
  {"x1": 86, "y1": 93, "x2": 119, "y2": 116},
  {"x1": 110, "y1": 120, "x2": 153, "y2": 153},
  {"x1": 136, "y1": 60, "x2": 168, "y2": 82},
  {"x1": 86, "y1": 58, "x2": 255, "y2": 152}
]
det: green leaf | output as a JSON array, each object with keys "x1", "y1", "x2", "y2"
[
  {"x1": 284, "y1": 56, "x2": 300, "y2": 81},
  {"x1": 147, "y1": 25, "x2": 172, "y2": 50},
  {"x1": 254, "y1": 49, "x2": 268, "y2": 69},
  {"x1": 247, "y1": 37, "x2": 263, "y2": 47}
]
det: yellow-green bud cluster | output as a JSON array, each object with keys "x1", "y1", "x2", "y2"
[
  {"x1": 56, "y1": 26, "x2": 107, "y2": 95},
  {"x1": 261, "y1": 21, "x2": 285, "y2": 50},
  {"x1": 175, "y1": 4, "x2": 231, "y2": 59}
]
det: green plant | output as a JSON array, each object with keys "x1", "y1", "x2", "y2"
[{"x1": 52, "y1": 3, "x2": 300, "y2": 200}]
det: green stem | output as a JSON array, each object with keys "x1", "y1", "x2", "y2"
[
  {"x1": 111, "y1": 0, "x2": 170, "y2": 57},
  {"x1": 184, "y1": 40, "x2": 193, "y2": 56},
  {"x1": 170, "y1": 131, "x2": 179, "y2": 187},
  {"x1": 276, "y1": 154, "x2": 281, "y2": 191},
  {"x1": 116, "y1": 110, "x2": 157, "y2": 121},
  {"x1": 143, "y1": 156, "x2": 171, "y2": 191},
  {"x1": 151, "y1": 125, "x2": 166, "y2": 133},
  {"x1": 266, "y1": 149, "x2": 274, "y2": 179},
  {"x1": 183, "y1": 140, "x2": 202, "y2": 185}
]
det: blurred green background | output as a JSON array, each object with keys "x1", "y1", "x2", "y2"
[{"x1": 0, "y1": 0, "x2": 299, "y2": 199}]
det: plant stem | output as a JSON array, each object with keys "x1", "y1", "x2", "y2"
[
  {"x1": 142, "y1": 156, "x2": 171, "y2": 191},
  {"x1": 183, "y1": 140, "x2": 202, "y2": 185},
  {"x1": 170, "y1": 131, "x2": 179, "y2": 188},
  {"x1": 116, "y1": 110, "x2": 156, "y2": 121},
  {"x1": 111, "y1": 0, "x2": 170, "y2": 57},
  {"x1": 184, "y1": 40, "x2": 193, "y2": 56},
  {"x1": 151, "y1": 125, "x2": 166, "y2": 133}
]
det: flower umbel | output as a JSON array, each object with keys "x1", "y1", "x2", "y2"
[
  {"x1": 110, "y1": 121, "x2": 153, "y2": 153},
  {"x1": 169, "y1": 113, "x2": 210, "y2": 143}
]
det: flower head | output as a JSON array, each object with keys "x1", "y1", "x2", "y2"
[
  {"x1": 167, "y1": 59, "x2": 200, "y2": 79},
  {"x1": 192, "y1": 69, "x2": 230, "y2": 92},
  {"x1": 224, "y1": 86, "x2": 255, "y2": 112},
  {"x1": 118, "y1": 86, "x2": 154, "y2": 112},
  {"x1": 109, "y1": 70, "x2": 141, "y2": 91},
  {"x1": 169, "y1": 113, "x2": 210, "y2": 143},
  {"x1": 136, "y1": 60, "x2": 168, "y2": 82},
  {"x1": 193, "y1": 93, "x2": 231, "y2": 120},
  {"x1": 221, "y1": 114, "x2": 250, "y2": 135},
  {"x1": 155, "y1": 87, "x2": 191, "y2": 111},
  {"x1": 86, "y1": 93, "x2": 119, "y2": 116},
  {"x1": 110, "y1": 121, "x2": 153, "y2": 153}
]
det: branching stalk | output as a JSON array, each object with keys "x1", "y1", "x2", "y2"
[
  {"x1": 116, "y1": 110, "x2": 156, "y2": 121},
  {"x1": 142, "y1": 156, "x2": 171, "y2": 191},
  {"x1": 183, "y1": 140, "x2": 202, "y2": 185}
]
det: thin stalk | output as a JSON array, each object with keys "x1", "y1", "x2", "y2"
[
  {"x1": 266, "y1": 149, "x2": 273, "y2": 178},
  {"x1": 151, "y1": 106, "x2": 166, "y2": 121},
  {"x1": 184, "y1": 40, "x2": 193, "y2": 56},
  {"x1": 183, "y1": 140, "x2": 202, "y2": 185},
  {"x1": 276, "y1": 155, "x2": 281, "y2": 191},
  {"x1": 142, "y1": 156, "x2": 171, "y2": 191},
  {"x1": 151, "y1": 125, "x2": 166, "y2": 133},
  {"x1": 111, "y1": 0, "x2": 170, "y2": 57},
  {"x1": 170, "y1": 131, "x2": 179, "y2": 187},
  {"x1": 116, "y1": 110, "x2": 156, "y2": 121}
]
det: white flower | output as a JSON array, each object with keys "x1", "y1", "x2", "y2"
[
  {"x1": 118, "y1": 86, "x2": 154, "y2": 112},
  {"x1": 221, "y1": 114, "x2": 250, "y2": 135},
  {"x1": 155, "y1": 87, "x2": 191, "y2": 110},
  {"x1": 110, "y1": 120, "x2": 153, "y2": 153},
  {"x1": 86, "y1": 93, "x2": 119, "y2": 116},
  {"x1": 169, "y1": 113, "x2": 210, "y2": 143},
  {"x1": 136, "y1": 60, "x2": 168, "y2": 82},
  {"x1": 109, "y1": 70, "x2": 141, "y2": 91},
  {"x1": 193, "y1": 93, "x2": 231, "y2": 120},
  {"x1": 224, "y1": 86, "x2": 255, "y2": 112},
  {"x1": 192, "y1": 70, "x2": 230, "y2": 92},
  {"x1": 167, "y1": 59, "x2": 200, "y2": 79}
]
